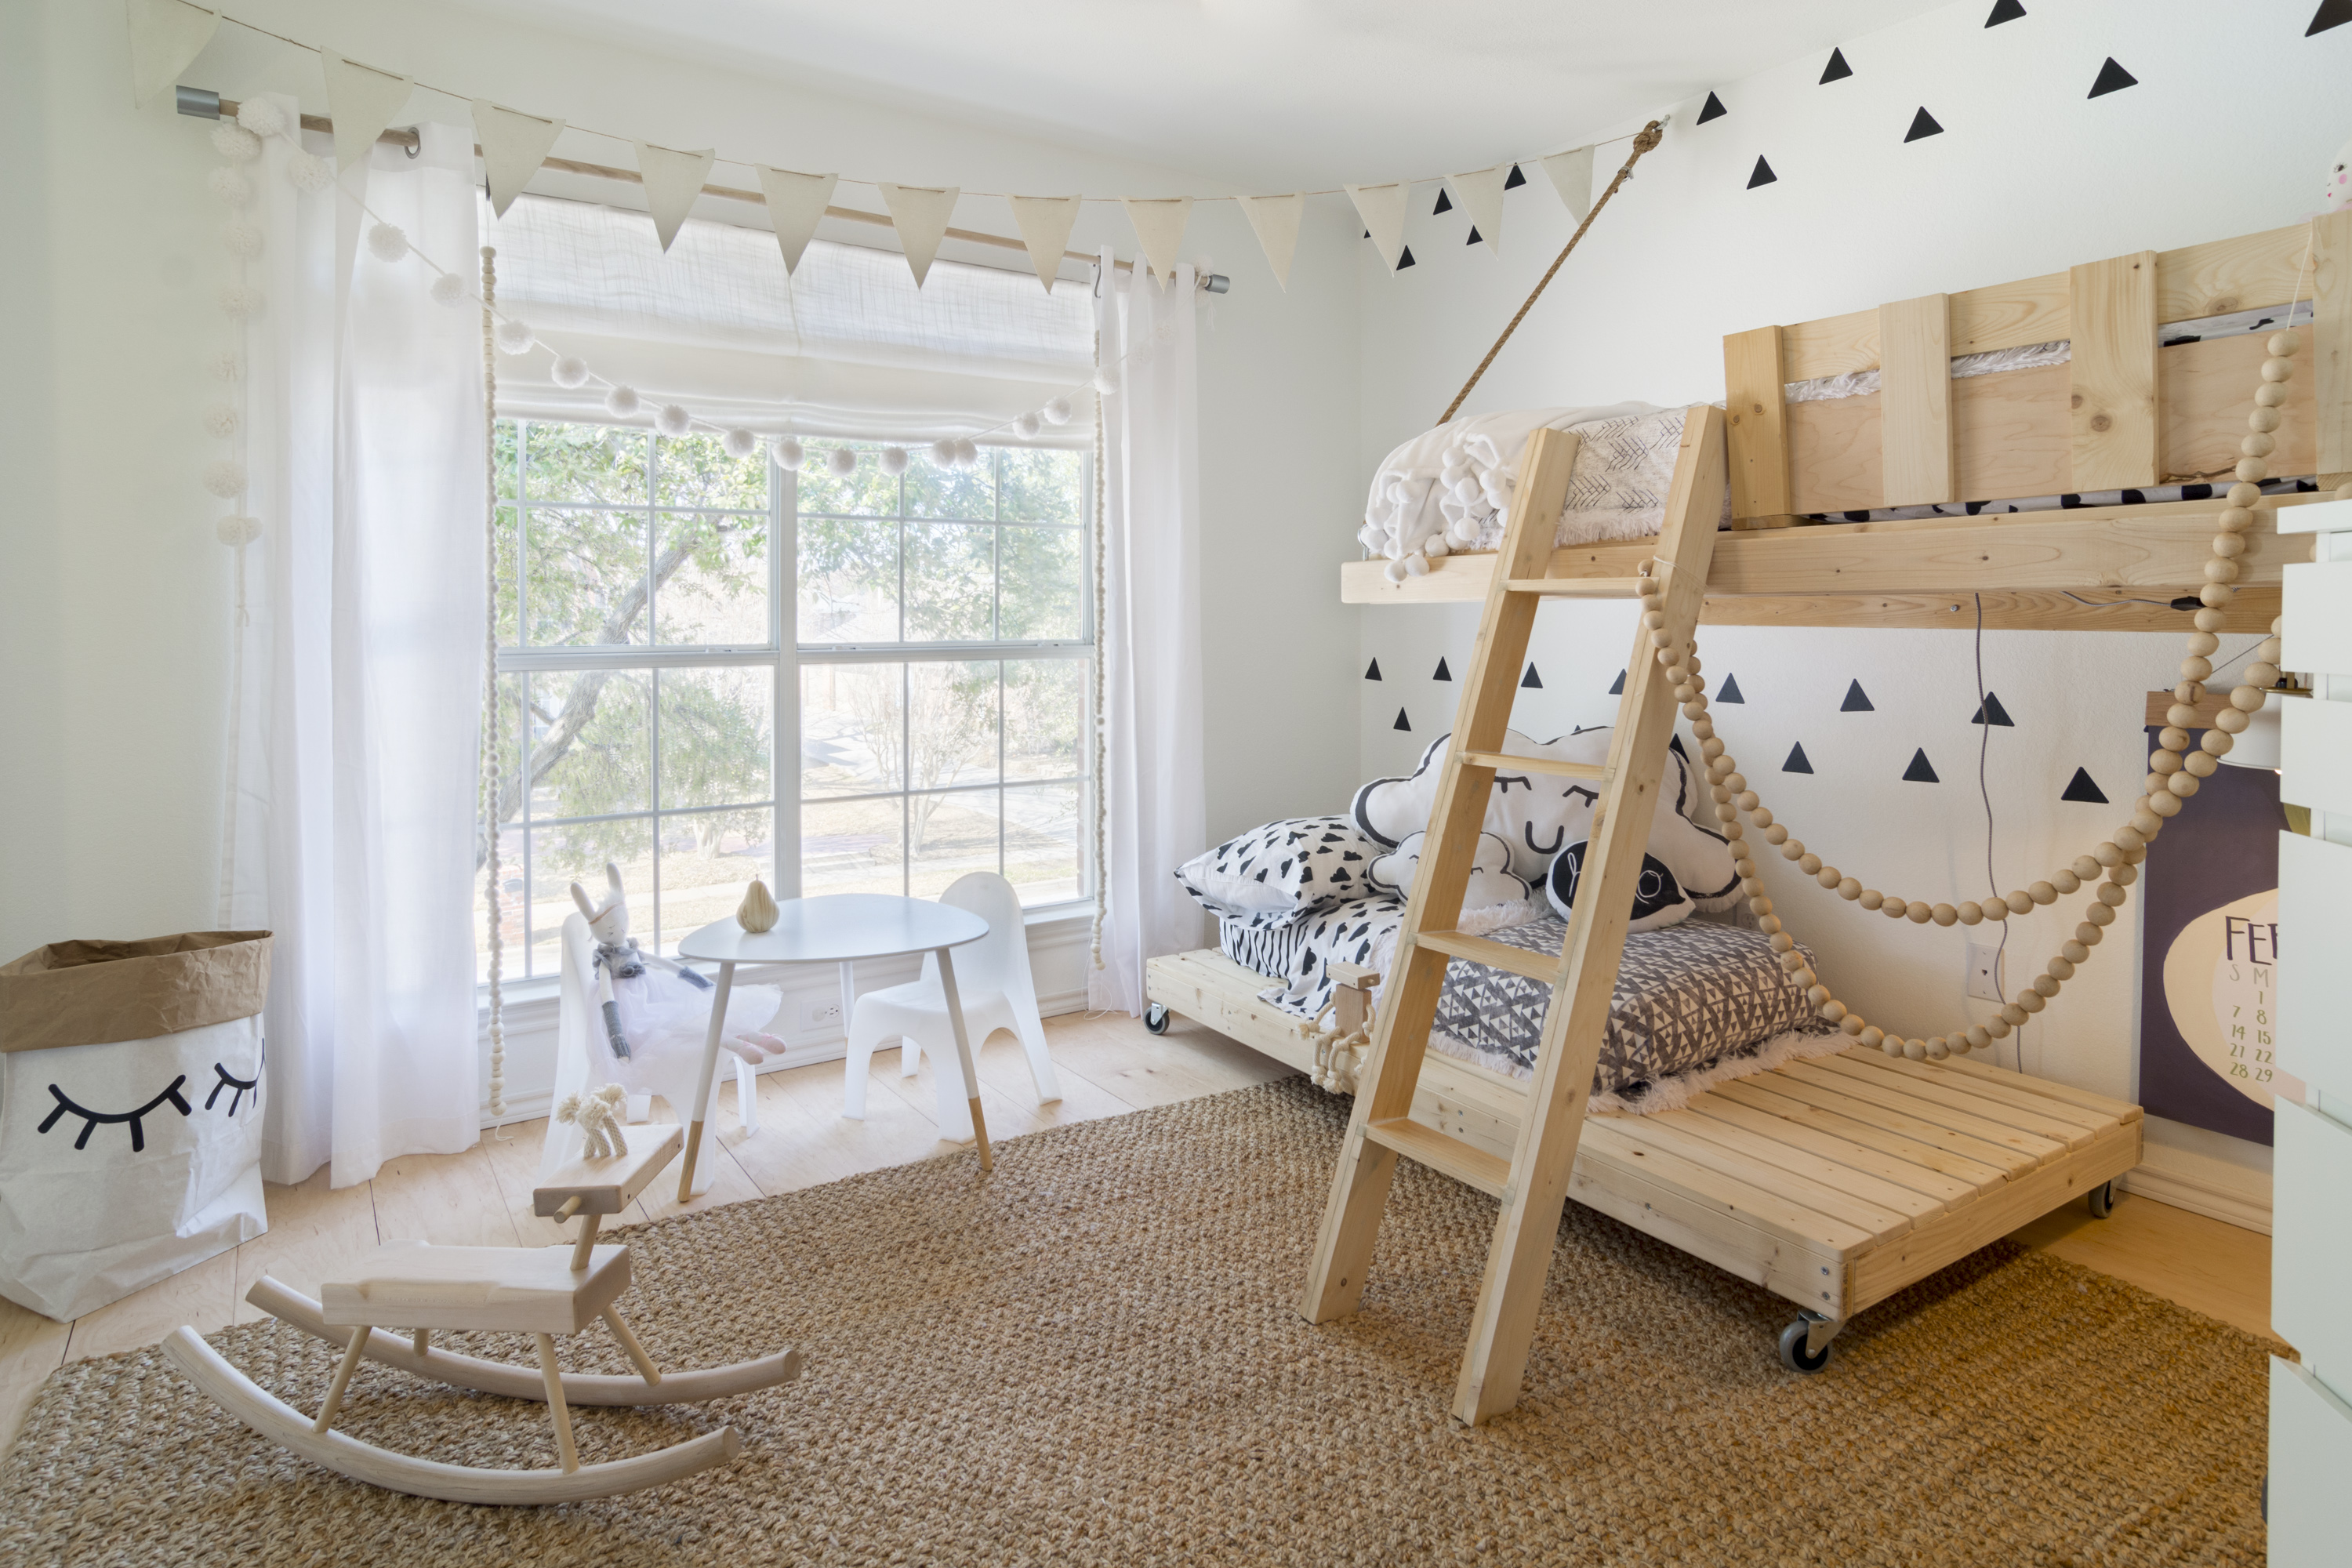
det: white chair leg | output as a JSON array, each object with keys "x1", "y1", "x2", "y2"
[
  {"x1": 844, "y1": 1018, "x2": 878, "y2": 1120},
  {"x1": 1011, "y1": 998, "x2": 1062, "y2": 1104},
  {"x1": 735, "y1": 1054, "x2": 759, "y2": 1135},
  {"x1": 926, "y1": 1031, "x2": 978, "y2": 1142}
]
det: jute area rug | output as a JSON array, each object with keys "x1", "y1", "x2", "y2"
[{"x1": 2, "y1": 1079, "x2": 2266, "y2": 1566}]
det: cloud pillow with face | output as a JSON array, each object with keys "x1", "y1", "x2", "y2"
[{"x1": 1365, "y1": 829, "x2": 1531, "y2": 911}]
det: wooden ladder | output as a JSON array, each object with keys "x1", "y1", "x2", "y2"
[{"x1": 1298, "y1": 404, "x2": 1728, "y2": 1425}]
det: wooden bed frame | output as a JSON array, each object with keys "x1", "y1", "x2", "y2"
[{"x1": 1340, "y1": 212, "x2": 2351, "y2": 632}]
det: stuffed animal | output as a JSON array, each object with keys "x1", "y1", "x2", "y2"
[
  {"x1": 572, "y1": 864, "x2": 712, "y2": 1061},
  {"x1": 569, "y1": 865, "x2": 782, "y2": 1080},
  {"x1": 555, "y1": 1083, "x2": 630, "y2": 1158},
  {"x1": 2326, "y1": 136, "x2": 2351, "y2": 215}
]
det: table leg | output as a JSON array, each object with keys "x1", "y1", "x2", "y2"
[
  {"x1": 678, "y1": 960, "x2": 736, "y2": 1202},
  {"x1": 936, "y1": 946, "x2": 991, "y2": 1174}
]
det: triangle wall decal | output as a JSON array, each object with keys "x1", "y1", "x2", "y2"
[
  {"x1": 1904, "y1": 107, "x2": 1944, "y2": 142},
  {"x1": 1433, "y1": 657, "x2": 1452, "y2": 681},
  {"x1": 1784, "y1": 742, "x2": 1814, "y2": 775},
  {"x1": 1972, "y1": 691, "x2": 2015, "y2": 726},
  {"x1": 1986, "y1": 0, "x2": 2025, "y2": 23},
  {"x1": 1504, "y1": 164, "x2": 1526, "y2": 189},
  {"x1": 1432, "y1": 188, "x2": 1453, "y2": 215},
  {"x1": 1364, "y1": 659, "x2": 1382, "y2": 681},
  {"x1": 2311, "y1": 0, "x2": 2352, "y2": 34},
  {"x1": 2089, "y1": 57, "x2": 2138, "y2": 97},
  {"x1": 1394, "y1": 708, "x2": 1411, "y2": 732},
  {"x1": 1902, "y1": 749, "x2": 1940, "y2": 783},
  {"x1": 1465, "y1": 226, "x2": 1483, "y2": 246},
  {"x1": 1521, "y1": 663, "x2": 1544, "y2": 689},
  {"x1": 1841, "y1": 680, "x2": 1874, "y2": 712},
  {"x1": 1748, "y1": 157, "x2": 1778, "y2": 190},
  {"x1": 1820, "y1": 49, "x2": 1853, "y2": 84},
  {"x1": 1697, "y1": 91, "x2": 1729, "y2": 124},
  {"x1": 1716, "y1": 672, "x2": 1746, "y2": 704},
  {"x1": 1607, "y1": 669, "x2": 1626, "y2": 695},
  {"x1": 2060, "y1": 767, "x2": 2109, "y2": 803},
  {"x1": 1396, "y1": 246, "x2": 1417, "y2": 270}
]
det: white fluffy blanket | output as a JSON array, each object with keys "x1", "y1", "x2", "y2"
[{"x1": 1358, "y1": 402, "x2": 1661, "y2": 569}]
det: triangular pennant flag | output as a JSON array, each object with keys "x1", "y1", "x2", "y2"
[
  {"x1": 1971, "y1": 691, "x2": 2014, "y2": 726},
  {"x1": 1784, "y1": 742, "x2": 1814, "y2": 775},
  {"x1": 1465, "y1": 226, "x2": 1483, "y2": 245},
  {"x1": 1986, "y1": 0, "x2": 2026, "y2": 23},
  {"x1": 1820, "y1": 48, "x2": 1853, "y2": 84},
  {"x1": 1432, "y1": 188, "x2": 1453, "y2": 215},
  {"x1": 1607, "y1": 669, "x2": 1625, "y2": 695},
  {"x1": 1503, "y1": 164, "x2": 1526, "y2": 190},
  {"x1": 1521, "y1": 663, "x2": 1543, "y2": 689},
  {"x1": 1717, "y1": 673, "x2": 1745, "y2": 704},
  {"x1": 1538, "y1": 147, "x2": 1594, "y2": 227},
  {"x1": 321, "y1": 54, "x2": 412, "y2": 170},
  {"x1": 473, "y1": 100, "x2": 566, "y2": 219},
  {"x1": 755, "y1": 167, "x2": 837, "y2": 274},
  {"x1": 1904, "y1": 107, "x2": 1944, "y2": 143},
  {"x1": 1433, "y1": 657, "x2": 1452, "y2": 681},
  {"x1": 127, "y1": 0, "x2": 219, "y2": 110},
  {"x1": 878, "y1": 183, "x2": 961, "y2": 287},
  {"x1": 2060, "y1": 767, "x2": 2109, "y2": 803},
  {"x1": 1364, "y1": 659, "x2": 1382, "y2": 681},
  {"x1": 1007, "y1": 196, "x2": 1082, "y2": 292},
  {"x1": 1345, "y1": 183, "x2": 1410, "y2": 270},
  {"x1": 1394, "y1": 708, "x2": 1412, "y2": 732},
  {"x1": 1841, "y1": 680, "x2": 1874, "y2": 712},
  {"x1": 1238, "y1": 194, "x2": 1305, "y2": 289},
  {"x1": 1395, "y1": 245, "x2": 1417, "y2": 270},
  {"x1": 2088, "y1": 57, "x2": 2138, "y2": 97},
  {"x1": 634, "y1": 143, "x2": 716, "y2": 252},
  {"x1": 2310, "y1": 0, "x2": 2352, "y2": 35},
  {"x1": 1747, "y1": 156, "x2": 1778, "y2": 189},
  {"x1": 1697, "y1": 91, "x2": 1729, "y2": 124},
  {"x1": 1120, "y1": 196, "x2": 1193, "y2": 285},
  {"x1": 1446, "y1": 165, "x2": 1508, "y2": 253},
  {"x1": 1902, "y1": 749, "x2": 1940, "y2": 783}
]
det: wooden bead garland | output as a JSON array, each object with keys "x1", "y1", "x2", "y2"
[{"x1": 1664, "y1": 328, "x2": 2351, "y2": 1060}]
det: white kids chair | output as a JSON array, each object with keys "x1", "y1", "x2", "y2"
[{"x1": 842, "y1": 872, "x2": 1059, "y2": 1141}]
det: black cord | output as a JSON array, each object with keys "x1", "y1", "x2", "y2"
[{"x1": 1973, "y1": 594, "x2": 2017, "y2": 1070}]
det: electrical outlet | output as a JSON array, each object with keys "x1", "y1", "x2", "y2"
[
  {"x1": 809, "y1": 1001, "x2": 843, "y2": 1026},
  {"x1": 1965, "y1": 942, "x2": 2003, "y2": 1003}
]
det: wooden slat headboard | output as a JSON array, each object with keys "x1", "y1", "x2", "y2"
[{"x1": 1724, "y1": 214, "x2": 2352, "y2": 527}]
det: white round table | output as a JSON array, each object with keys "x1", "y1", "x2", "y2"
[{"x1": 673, "y1": 895, "x2": 993, "y2": 1198}]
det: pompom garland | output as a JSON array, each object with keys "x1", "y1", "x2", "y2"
[
  {"x1": 550, "y1": 355, "x2": 591, "y2": 389},
  {"x1": 208, "y1": 167, "x2": 250, "y2": 207},
  {"x1": 771, "y1": 436, "x2": 804, "y2": 468},
  {"x1": 720, "y1": 426, "x2": 757, "y2": 459},
  {"x1": 1015, "y1": 412, "x2": 1043, "y2": 438},
  {"x1": 880, "y1": 445, "x2": 910, "y2": 476},
  {"x1": 216, "y1": 514, "x2": 263, "y2": 546},
  {"x1": 365, "y1": 223, "x2": 408, "y2": 262},
  {"x1": 930, "y1": 438, "x2": 959, "y2": 469},
  {"x1": 202, "y1": 459, "x2": 247, "y2": 499},
  {"x1": 604, "y1": 385, "x2": 641, "y2": 418},
  {"x1": 222, "y1": 223, "x2": 263, "y2": 260},
  {"x1": 208, "y1": 352, "x2": 241, "y2": 382},
  {"x1": 283, "y1": 151, "x2": 334, "y2": 194},
  {"x1": 493, "y1": 319, "x2": 535, "y2": 354},
  {"x1": 234, "y1": 98, "x2": 288, "y2": 138},
  {"x1": 210, "y1": 123, "x2": 261, "y2": 162},
  {"x1": 203, "y1": 403, "x2": 240, "y2": 438},
  {"x1": 655, "y1": 403, "x2": 691, "y2": 437},
  {"x1": 429, "y1": 273, "x2": 467, "y2": 307},
  {"x1": 1044, "y1": 397, "x2": 1073, "y2": 425},
  {"x1": 217, "y1": 284, "x2": 264, "y2": 319},
  {"x1": 826, "y1": 445, "x2": 858, "y2": 477}
]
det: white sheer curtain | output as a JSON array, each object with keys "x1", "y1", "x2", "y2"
[
  {"x1": 1087, "y1": 252, "x2": 1207, "y2": 1014},
  {"x1": 218, "y1": 104, "x2": 486, "y2": 1187}
]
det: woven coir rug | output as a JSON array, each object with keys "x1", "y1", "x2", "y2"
[{"x1": 0, "y1": 1079, "x2": 2266, "y2": 1566}]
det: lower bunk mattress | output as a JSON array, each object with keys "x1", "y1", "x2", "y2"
[{"x1": 1220, "y1": 898, "x2": 1844, "y2": 1111}]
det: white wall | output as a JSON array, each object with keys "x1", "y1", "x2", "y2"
[
  {"x1": 0, "y1": 2, "x2": 1361, "y2": 985},
  {"x1": 1352, "y1": 0, "x2": 2352, "y2": 1214}
]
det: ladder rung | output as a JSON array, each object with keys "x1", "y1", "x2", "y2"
[
  {"x1": 1364, "y1": 1119, "x2": 1510, "y2": 1197},
  {"x1": 1414, "y1": 930, "x2": 1562, "y2": 985},
  {"x1": 1501, "y1": 575, "x2": 1646, "y2": 598},
  {"x1": 1461, "y1": 750, "x2": 1605, "y2": 781}
]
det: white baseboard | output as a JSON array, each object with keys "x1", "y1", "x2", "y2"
[{"x1": 2120, "y1": 1159, "x2": 2274, "y2": 1235}]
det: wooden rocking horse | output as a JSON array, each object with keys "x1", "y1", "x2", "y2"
[{"x1": 164, "y1": 1120, "x2": 801, "y2": 1504}]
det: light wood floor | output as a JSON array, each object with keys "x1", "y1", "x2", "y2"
[{"x1": 0, "y1": 1011, "x2": 2276, "y2": 1459}]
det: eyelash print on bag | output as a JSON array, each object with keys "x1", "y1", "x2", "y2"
[
  {"x1": 205, "y1": 1062, "x2": 260, "y2": 1116},
  {"x1": 38, "y1": 1076, "x2": 193, "y2": 1152}
]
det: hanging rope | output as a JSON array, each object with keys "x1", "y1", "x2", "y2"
[
  {"x1": 1436, "y1": 120, "x2": 1667, "y2": 426},
  {"x1": 481, "y1": 245, "x2": 508, "y2": 1124}
]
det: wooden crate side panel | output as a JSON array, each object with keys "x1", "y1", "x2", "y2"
[
  {"x1": 2314, "y1": 209, "x2": 2352, "y2": 479},
  {"x1": 1879, "y1": 293, "x2": 1955, "y2": 507},
  {"x1": 1724, "y1": 324, "x2": 1793, "y2": 524},
  {"x1": 1566, "y1": 1151, "x2": 1849, "y2": 1318},
  {"x1": 2071, "y1": 253, "x2": 2161, "y2": 491}
]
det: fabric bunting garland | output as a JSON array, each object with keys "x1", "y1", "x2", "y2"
[
  {"x1": 634, "y1": 142, "x2": 717, "y2": 252},
  {"x1": 1239, "y1": 194, "x2": 1305, "y2": 291},
  {"x1": 1345, "y1": 182, "x2": 1409, "y2": 270},
  {"x1": 127, "y1": 0, "x2": 220, "y2": 109},
  {"x1": 1446, "y1": 165, "x2": 1508, "y2": 253},
  {"x1": 1540, "y1": 147, "x2": 1595, "y2": 224},
  {"x1": 755, "y1": 166, "x2": 838, "y2": 274},
  {"x1": 1120, "y1": 197, "x2": 1193, "y2": 285},
  {"x1": 1009, "y1": 195, "x2": 1083, "y2": 292},
  {"x1": 472, "y1": 100, "x2": 566, "y2": 219},
  {"x1": 321, "y1": 54, "x2": 412, "y2": 170},
  {"x1": 877, "y1": 183, "x2": 960, "y2": 287}
]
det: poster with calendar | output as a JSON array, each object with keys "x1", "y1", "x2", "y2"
[{"x1": 2136, "y1": 724, "x2": 2282, "y2": 1145}]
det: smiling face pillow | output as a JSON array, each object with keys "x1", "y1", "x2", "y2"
[
  {"x1": 1351, "y1": 727, "x2": 1739, "y2": 911},
  {"x1": 1365, "y1": 829, "x2": 1531, "y2": 911},
  {"x1": 1546, "y1": 840, "x2": 1693, "y2": 931}
]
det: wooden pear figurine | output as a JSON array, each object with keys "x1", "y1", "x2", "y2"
[{"x1": 737, "y1": 877, "x2": 779, "y2": 933}]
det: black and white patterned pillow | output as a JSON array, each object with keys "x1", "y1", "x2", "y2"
[
  {"x1": 1544, "y1": 840, "x2": 1693, "y2": 931},
  {"x1": 1173, "y1": 816, "x2": 1380, "y2": 929}
]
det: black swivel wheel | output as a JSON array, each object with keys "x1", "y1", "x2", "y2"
[
  {"x1": 1778, "y1": 1318, "x2": 1833, "y2": 1374},
  {"x1": 1144, "y1": 1004, "x2": 1171, "y2": 1035}
]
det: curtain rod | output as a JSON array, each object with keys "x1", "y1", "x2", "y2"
[{"x1": 184, "y1": 90, "x2": 1230, "y2": 292}]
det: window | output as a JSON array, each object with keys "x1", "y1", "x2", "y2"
[{"x1": 477, "y1": 423, "x2": 1093, "y2": 981}]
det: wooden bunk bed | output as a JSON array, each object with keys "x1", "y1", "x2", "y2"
[{"x1": 1143, "y1": 213, "x2": 2346, "y2": 1418}]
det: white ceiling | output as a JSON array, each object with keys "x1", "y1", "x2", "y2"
[{"x1": 441, "y1": 0, "x2": 1952, "y2": 189}]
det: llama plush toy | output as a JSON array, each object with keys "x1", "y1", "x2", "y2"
[{"x1": 2326, "y1": 136, "x2": 2351, "y2": 215}]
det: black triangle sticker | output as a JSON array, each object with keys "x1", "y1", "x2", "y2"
[
  {"x1": 1504, "y1": 163, "x2": 1525, "y2": 189},
  {"x1": 1697, "y1": 91, "x2": 1729, "y2": 124},
  {"x1": 1971, "y1": 691, "x2": 2014, "y2": 726},
  {"x1": 1465, "y1": 225, "x2": 1483, "y2": 246},
  {"x1": 1521, "y1": 663, "x2": 1543, "y2": 689},
  {"x1": 1904, "y1": 107, "x2": 1944, "y2": 142},
  {"x1": 1394, "y1": 708, "x2": 1411, "y2": 732},
  {"x1": 1784, "y1": 742, "x2": 1814, "y2": 775},
  {"x1": 1820, "y1": 48, "x2": 1853, "y2": 84},
  {"x1": 1363, "y1": 229, "x2": 1371, "y2": 239},
  {"x1": 1607, "y1": 669, "x2": 1626, "y2": 695},
  {"x1": 1716, "y1": 672, "x2": 1745, "y2": 704},
  {"x1": 1841, "y1": 680, "x2": 1874, "y2": 712},
  {"x1": 1433, "y1": 657, "x2": 1452, "y2": 682},
  {"x1": 2088, "y1": 57, "x2": 2138, "y2": 97},
  {"x1": 1396, "y1": 245, "x2": 1417, "y2": 270},
  {"x1": 1748, "y1": 156, "x2": 1778, "y2": 190},
  {"x1": 1986, "y1": 0, "x2": 2025, "y2": 24},
  {"x1": 1432, "y1": 188, "x2": 1453, "y2": 215},
  {"x1": 1364, "y1": 659, "x2": 1382, "y2": 681},
  {"x1": 2060, "y1": 767, "x2": 2109, "y2": 803},
  {"x1": 1902, "y1": 749, "x2": 1940, "y2": 783},
  {"x1": 2311, "y1": 0, "x2": 2352, "y2": 34}
]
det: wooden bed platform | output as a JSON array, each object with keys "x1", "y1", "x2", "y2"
[{"x1": 1146, "y1": 948, "x2": 2141, "y2": 1368}]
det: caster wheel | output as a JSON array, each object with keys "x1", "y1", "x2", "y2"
[
  {"x1": 1778, "y1": 1318, "x2": 1833, "y2": 1375},
  {"x1": 2086, "y1": 1180, "x2": 2114, "y2": 1219},
  {"x1": 1144, "y1": 1004, "x2": 1171, "y2": 1035}
]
